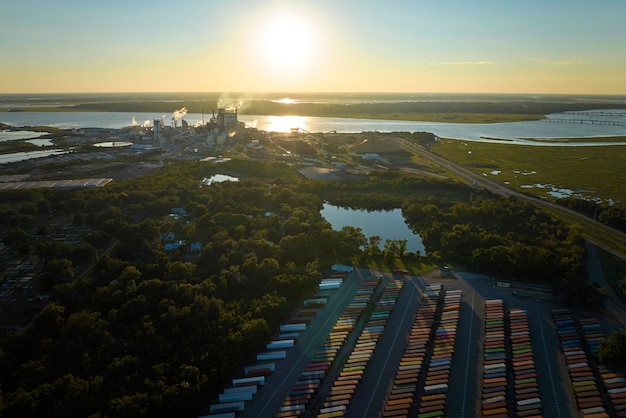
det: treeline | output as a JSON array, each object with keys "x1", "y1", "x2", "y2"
[
  {"x1": 0, "y1": 161, "x2": 369, "y2": 417},
  {"x1": 302, "y1": 168, "x2": 473, "y2": 211},
  {"x1": 402, "y1": 196, "x2": 604, "y2": 308},
  {"x1": 557, "y1": 197, "x2": 626, "y2": 234},
  {"x1": 68, "y1": 99, "x2": 626, "y2": 118},
  {"x1": 403, "y1": 196, "x2": 584, "y2": 280}
]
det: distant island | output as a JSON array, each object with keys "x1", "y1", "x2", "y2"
[{"x1": 3, "y1": 92, "x2": 626, "y2": 123}]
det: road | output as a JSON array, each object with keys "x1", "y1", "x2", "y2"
[
  {"x1": 395, "y1": 137, "x2": 626, "y2": 322},
  {"x1": 395, "y1": 137, "x2": 626, "y2": 261},
  {"x1": 239, "y1": 268, "x2": 367, "y2": 418},
  {"x1": 585, "y1": 240, "x2": 626, "y2": 329}
]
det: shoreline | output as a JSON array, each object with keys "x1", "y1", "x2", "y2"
[
  {"x1": 4, "y1": 94, "x2": 626, "y2": 125},
  {"x1": 4, "y1": 108, "x2": 543, "y2": 124}
]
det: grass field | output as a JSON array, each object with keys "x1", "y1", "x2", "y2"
[{"x1": 432, "y1": 138, "x2": 626, "y2": 204}]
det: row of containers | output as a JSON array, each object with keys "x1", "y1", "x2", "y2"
[
  {"x1": 552, "y1": 309, "x2": 626, "y2": 418},
  {"x1": 379, "y1": 284, "x2": 463, "y2": 417},
  {"x1": 508, "y1": 307, "x2": 542, "y2": 417},
  {"x1": 200, "y1": 275, "x2": 346, "y2": 418},
  {"x1": 316, "y1": 280, "x2": 405, "y2": 417},
  {"x1": 481, "y1": 299, "x2": 508, "y2": 418},
  {"x1": 481, "y1": 299, "x2": 543, "y2": 417},
  {"x1": 275, "y1": 276, "x2": 384, "y2": 417}
]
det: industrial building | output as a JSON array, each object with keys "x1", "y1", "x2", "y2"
[{"x1": 152, "y1": 106, "x2": 243, "y2": 147}]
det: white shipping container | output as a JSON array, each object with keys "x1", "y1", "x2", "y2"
[
  {"x1": 219, "y1": 392, "x2": 253, "y2": 403},
  {"x1": 232, "y1": 376, "x2": 265, "y2": 387},
  {"x1": 199, "y1": 413, "x2": 235, "y2": 418},
  {"x1": 257, "y1": 351, "x2": 287, "y2": 361},
  {"x1": 223, "y1": 386, "x2": 257, "y2": 395},
  {"x1": 209, "y1": 402, "x2": 245, "y2": 414},
  {"x1": 280, "y1": 323, "x2": 306, "y2": 332},
  {"x1": 266, "y1": 340, "x2": 295, "y2": 350}
]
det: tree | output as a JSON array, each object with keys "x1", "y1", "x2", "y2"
[
  {"x1": 367, "y1": 235, "x2": 382, "y2": 258},
  {"x1": 383, "y1": 239, "x2": 402, "y2": 262},
  {"x1": 40, "y1": 259, "x2": 75, "y2": 291},
  {"x1": 599, "y1": 331, "x2": 626, "y2": 367},
  {"x1": 69, "y1": 242, "x2": 97, "y2": 265},
  {"x1": 32, "y1": 303, "x2": 66, "y2": 338},
  {"x1": 3, "y1": 228, "x2": 28, "y2": 247},
  {"x1": 337, "y1": 226, "x2": 367, "y2": 258}
]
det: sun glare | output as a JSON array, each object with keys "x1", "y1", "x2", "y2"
[
  {"x1": 265, "y1": 115, "x2": 308, "y2": 133},
  {"x1": 262, "y1": 15, "x2": 314, "y2": 71},
  {"x1": 273, "y1": 98, "x2": 296, "y2": 104}
]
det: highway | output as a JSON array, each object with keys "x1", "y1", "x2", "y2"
[
  {"x1": 395, "y1": 137, "x2": 626, "y2": 322},
  {"x1": 586, "y1": 240, "x2": 626, "y2": 329},
  {"x1": 395, "y1": 137, "x2": 626, "y2": 262}
]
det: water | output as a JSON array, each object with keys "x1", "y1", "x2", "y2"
[
  {"x1": 26, "y1": 139, "x2": 54, "y2": 146},
  {"x1": 2, "y1": 111, "x2": 626, "y2": 146},
  {"x1": 0, "y1": 149, "x2": 70, "y2": 164},
  {"x1": 321, "y1": 203, "x2": 425, "y2": 254},
  {"x1": 0, "y1": 130, "x2": 46, "y2": 142},
  {"x1": 202, "y1": 174, "x2": 240, "y2": 185},
  {"x1": 93, "y1": 141, "x2": 133, "y2": 148}
]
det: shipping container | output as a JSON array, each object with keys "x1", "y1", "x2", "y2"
[
  {"x1": 280, "y1": 323, "x2": 307, "y2": 333},
  {"x1": 232, "y1": 376, "x2": 264, "y2": 387},
  {"x1": 257, "y1": 351, "x2": 286, "y2": 361},
  {"x1": 209, "y1": 402, "x2": 245, "y2": 414}
]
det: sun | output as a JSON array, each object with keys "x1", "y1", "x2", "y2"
[{"x1": 262, "y1": 15, "x2": 314, "y2": 71}]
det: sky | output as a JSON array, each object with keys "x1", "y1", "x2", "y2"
[{"x1": 1, "y1": 0, "x2": 625, "y2": 94}]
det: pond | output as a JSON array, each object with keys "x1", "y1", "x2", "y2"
[
  {"x1": 321, "y1": 203, "x2": 425, "y2": 254},
  {"x1": 0, "y1": 130, "x2": 46, "y2": 142},
  {"x1": 202, "y1": 174, "x2": 240, "y2": 185},
  {"x1": 26, "y1": 138, "x2": 54, "y2": 146},
  {"x1": 93, "y1": 141, "x2": 133, "y2": 148}
]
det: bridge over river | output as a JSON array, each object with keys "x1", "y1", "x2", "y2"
[
  {"x1": 562, "y1": 111, "x2": 626, "y2": 117},
  {"x1": 542, "y1": 118, "x2": 626, "y2": 126}
]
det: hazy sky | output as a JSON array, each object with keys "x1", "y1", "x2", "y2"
[{"x1": 2, "y1": 0, "x2": 625, "y2": 94}]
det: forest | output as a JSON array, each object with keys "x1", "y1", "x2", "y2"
[
  {"x1": 0, "y1": 160, "x2": 600, "y2": 417},
  {"x1": 557, "y1": 196, "x2": 626, "y2": 234}
]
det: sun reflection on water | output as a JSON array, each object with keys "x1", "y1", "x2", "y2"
[
  {"x1": 264, "y1": 115, "x2": 309, "y2": 133},
  {"x1": 272, "y1": 98, "x2": 296, "y2": 104}
]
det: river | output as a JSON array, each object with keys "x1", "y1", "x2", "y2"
[{"x1": 2, "y1": 110, "x2": 626, "y2": 146}]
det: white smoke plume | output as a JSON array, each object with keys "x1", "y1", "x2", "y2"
[
  {"x1": 142, "y1": 120, "x2": 151, "y2": 128},
  {"x1": 172, "y1": 107, "x2": 188, "y2": 120},
  {"x1": 217, "y1": 94, "x2": 248, "y2": 112}
]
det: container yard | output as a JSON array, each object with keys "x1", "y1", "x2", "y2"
[
  {"x1": 274, "y1": 275, "x2": 386, "y2": 417},
  {"x1": 550, "y1": 308, "x2": 626, "y2": 417},
  {"x1": 210, "y1": 269, "x2": 625, "y2": 418}
]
